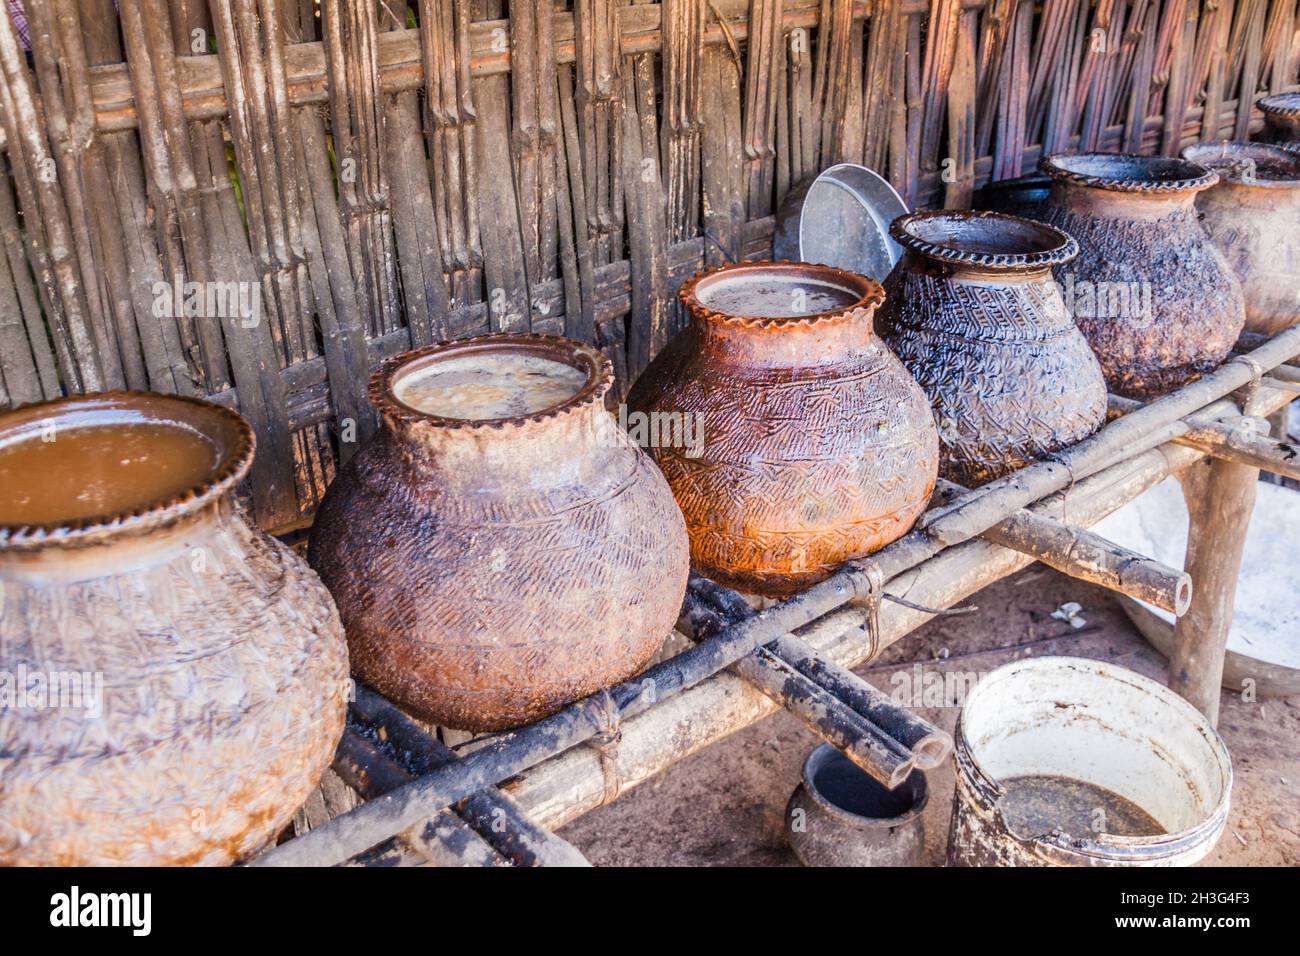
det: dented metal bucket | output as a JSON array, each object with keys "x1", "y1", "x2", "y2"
[{"x1": 947, "y1": 657, "x2": 1232, "y2": 867}]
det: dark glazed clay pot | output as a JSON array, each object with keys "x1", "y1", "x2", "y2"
[
  {"x1": 627, "y1": 261, "x2": 939, "y2": 598},
  {"x1": 0, "y1": 393, "x2": 349, "y2": 866},
  {"x1": 1258, "y1": 93, "x2": 1300, "y2": 148},
  {"x1": 1038, "y1": 152, "x2": 1245, "y2": 399},
  {"x1": 1181, "y1": 142, "x2": 1300, "y2": 337},
  {"x1": 308, "y1": 333, "x2": 689, "y2": 732},
  {"x1": 785, "y1": 744, "x2": 928, "y2": 867},
  {"x1": 878, "y1": 211, "x2": 1108, "y2": 486}
]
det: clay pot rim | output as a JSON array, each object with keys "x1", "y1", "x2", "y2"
[
  {"x1": 890, "y1": 209, "x2": 1079, "y2": 271},
  {"x1": 0, "y1": 391, "x2": 254, "y2": 551},
  {"x1": 1039, "y1": 151, "x2": 1219, "y2": 195},
  {"x1": 799, "y1": 743, "x2": 930, "y2": 831},
  {"x1": 678, "y1": 259, "x2": 885, "y2": 329},
  {"x1": 1259, "y1": 92, "x2": 1300, "y2": 119},
  {"x1": 1181, "y1": 141, "x2": 1300, "y2": 188},
  {"x1": 371, "y1": 332, "x2": 614, "y2": 431}
]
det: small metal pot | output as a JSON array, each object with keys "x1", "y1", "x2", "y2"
[{"x1": 785, "y1": 743, "x2": 928, "y2": 867}]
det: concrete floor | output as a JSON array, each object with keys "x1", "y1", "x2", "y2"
[{"x1": 557, "y1": 566, "x2": 1300, "y2": 866}]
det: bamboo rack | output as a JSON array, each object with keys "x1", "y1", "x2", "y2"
[
  {"x1": 0, "y1": 1, "x2": 1297, "y2": 866},
  {"x1": 259, "y1": 326, "x2": 1300, "y2": 866}
]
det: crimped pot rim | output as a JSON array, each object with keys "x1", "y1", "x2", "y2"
[
  {"x1": 0, "y1": 391, "x2": 254, "y2": 551},
  {"x1": 371, "y1": 332, "x2": 614, "y2": 431},
  {"x1": 678, "y1": 259, "x2": 885, "y2": 329},
  {"x1": 1040, "y1": 152, "x2": 1219, "y2": 195},
  {"x1": 891, "y1": 209, "x2": 1079, "y2": 271},
  {"x1": 1259, "y1": 92, "x2": 1300, "y2": 119},
  {"x1": 1181, "y1": 141, "x2": 1300, "y2": 188}
]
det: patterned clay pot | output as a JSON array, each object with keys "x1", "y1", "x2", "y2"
[
  {"x1": 627, "y1": 261, "x2": 939, "y2": 598},
  {"x1": 1038, "y1": 152, "x2": 1245, "y2": 399},
  {"x1": 878, "y1": 210, "x2": 1108, "y2": 486},
  {"x1": 309, "y1": 333, "x2": 689, "y2": 732},
  {"x1": 1181, "y1": 142, "x2": 1300, "y2": 337},
  {"x1": 0, "y1": 393, "x2": 349, "y2": 866},
  {"x1": 1258, "y1": 93, "x2": 1300, "y2": 148}
]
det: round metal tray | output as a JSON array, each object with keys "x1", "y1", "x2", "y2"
[{"x1": 773, "y1": 163, "x2": 908, "y2": 282}]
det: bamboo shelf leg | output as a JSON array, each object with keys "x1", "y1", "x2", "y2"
[{"x1": 1168, "y1": 456, "x2": 1260, "y2": 726}]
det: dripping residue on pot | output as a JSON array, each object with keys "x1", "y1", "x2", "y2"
[
  {"x1": 393, "y1": 353, "x2": 589, "y2": 421},
  {"x1": 695, "y1": 274, "x2": 861, "y2": 318},
  {"x1": 0, "y1": 422, "x2": 219, "y2": 525},
  {"x1": 997, "y1": 774, "x2": 1167, "y2": 840}
]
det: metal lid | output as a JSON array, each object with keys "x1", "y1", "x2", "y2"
[{"x1": 773, "y1": 163, "x2": 908, "y2": 282}]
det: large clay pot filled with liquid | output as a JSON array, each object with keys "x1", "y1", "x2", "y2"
[
  {"x1": 627, "y1": 261, "x2": 939, "y2": 598},
  {"x1": 309, "y1": 333, "x2": 688, "y2": 732},
  {"x1": 878, "y1": 211, "x2": 1108, "y2": 486},
  {"x1": 1258, "y1": 93, "x2": 1300, "y2": 148},
  {"x1": 1181, "y1": 142, "x2": 1300, "y2": 337},
  {"x1": 0, "y1": 394, "x2": 349, "y2": 866},
  {"x1": 1038, "y1": 153, "x2": 1245, "y2": 399}
]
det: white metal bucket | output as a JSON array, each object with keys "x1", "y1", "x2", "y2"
[{"x1": 947, "y1": 657, "x2": 1232, "y2": 867}]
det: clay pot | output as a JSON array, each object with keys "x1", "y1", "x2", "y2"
[
  {"x1": 1181, "y1": 142, "x2": 1300, "y2": 337},
  {"x1": 308, "y1": 333, "x2": 689, "y2": 732},
  {"x1": 0, "y1": 393, "x2": 349, "y2": 866},
  {"x1": 878, "y1": 210, "x2": 1108, "y2": 486},
  {"x1": 627, "y1": 261, "x2": 939, "y2": 598},
  {"x1": 1037, "y1": 152, "x2": 1245, "y2": 399},
  {"x1": 1258, "y1": 93, "x2": 1300, "y2": 148}
]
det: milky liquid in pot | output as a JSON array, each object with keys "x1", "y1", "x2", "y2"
[
  {"x1": 393, "y1": 353, "x2": 589, "y2": 421},
  {"x1": 997, "y1": 775, "x2": 1166, "y2": 839},
  {"x1": 0, "y1": 422, "x2": 220, "y2": 526},
  {"x1": 696, "y1": 276, "x2": 861, "y2": 318}
]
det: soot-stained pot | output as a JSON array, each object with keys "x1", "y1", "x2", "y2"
[
  {"x1": 0, "y1": 393, "x2": 349, "y2": 866},
  {"x1": 1258, "y1": 93, "x2": 1300, "y2": 148},
  {"x1": 627, "y1": 261, "x2": 939, "y2": 598},
  {"x1": 1181, "y1": 142, "x2": 1300, "y2": 337},
  {"x1": 785, "y1": 744, "x2": 928, "y2": 867},
  {"x1": 878, "y1": 211, "x2": 1108, "y2": 486},
  {"x1": 1038, "y1": 152, "x2": 1245, "y2": 399},
  {"x1": 308, "y1": 333, "x2": 689, "y2": 732}
]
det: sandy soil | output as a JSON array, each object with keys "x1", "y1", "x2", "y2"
[{"x1": 557, "y1": 566, "x2": 1300, "y2": 867}]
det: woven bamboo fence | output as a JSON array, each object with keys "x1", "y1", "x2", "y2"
[{"x1": 0, "y1": 0, "x2": 1296, "y2": 530}]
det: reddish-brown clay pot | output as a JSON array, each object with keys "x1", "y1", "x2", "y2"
[
  {"x1": 1258, "y1": 93, "x2": 1300, "y2": 148},
  {"x1": 1181, "y1": 142, "x2": 1300, "y2": 337},
  {"x1": 0, "y1": 393, "x2": 349, "y2": 866},
  {"x1": 1038, "y1": 153, "x2": 1245, "y2": 399},
  {"x1": 878, "y1": 211, "x2": 1108, "y2": 486},
  {"x1": 308, "y1": 333, "x2": 689, "y2": 732},
  {"x1": 627, "y1": 261, "x2": 939, "y2": 598}
]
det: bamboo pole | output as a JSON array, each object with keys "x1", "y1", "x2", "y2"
[
  {"x1": 349, "y1": 686, "x2": 591, "y2": 867},
  {"x1": 1168, "y1": 456, "x2": 1259, "y2": 726},
  {"x1": 331, "y1": 731, "x2": 511, "y2": 867},
  {"x1": 937, "y1": 478, "x2": 1193, "y2": 615},
  {"x1": 1111, "y1": 395, "x2": 1300, "y2": 481}
]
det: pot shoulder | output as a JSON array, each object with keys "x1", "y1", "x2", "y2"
[{"x1": 878, "y1": 267, "x2": 1109, "y2": 484}]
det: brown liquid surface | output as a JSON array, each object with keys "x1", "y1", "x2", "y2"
[
  {"x1": 393, "y1": 353, "x2": 588, "y2": 420},
  {"x1": 697, "y1": 276, "x2": 861, "y2": 318},
  {"x1": 998, "y1": 774, "x2": 1166, "y2": 839},
  {"x1": 0, "y1": 422, "x2": 219, "y2": 525}
]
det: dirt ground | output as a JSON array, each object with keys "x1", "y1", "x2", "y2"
[{"x1": 557, "y1": 565, "x2": 1300, "y2": 867}]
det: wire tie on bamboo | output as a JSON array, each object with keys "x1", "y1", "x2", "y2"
[
  {"x1": 1231, "y1": 355, "x2": 1266, "y2": 413},
  {"x1": 847, "y1": 561, "x2": 886, "y2": 661},
  {"x1": 585, "y1": 688, "x2": 624, "y2": 806}
]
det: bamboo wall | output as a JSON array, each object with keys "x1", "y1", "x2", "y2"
[{"x1": 0, "y1": 0, "x2": 1296, "y2": 529}]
